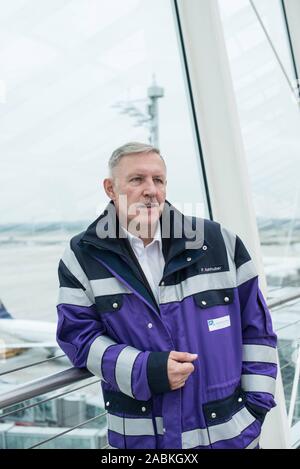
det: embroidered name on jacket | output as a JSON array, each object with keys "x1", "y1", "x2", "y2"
[
  {"x1": 207, "y1": 315, "x2": 231, "y2": 332},
  {"x1": 200, "y1": 266, "x2": 223, "y2": 273}
]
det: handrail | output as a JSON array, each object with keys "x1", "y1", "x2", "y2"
[
  {"x1": 28, "y1": 411, "x2": 107, "y2": 449},
  {"x1": 0, "y1": 353, "x2": 66, "y2": 377},
  {"x1": 268, "y1": 290, "x2": 300, "y2": 309},
  {"x1": 0, "y1": 367, "x2": 92, "y2": 410},
  {"x1": 0, "y1": 377, "x2": 100, "y2": 420},
  {"x1": 0, "y1": 291, "x2": 299, "y2": 412}
]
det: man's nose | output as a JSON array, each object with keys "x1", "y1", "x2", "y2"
[{"x1": 143, "y1": 178, "x2": 157, "y2": 196}]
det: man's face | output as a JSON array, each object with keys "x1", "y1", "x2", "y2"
[{"x1": 104, "y1": 152, "x2": 167, "y2": 236}]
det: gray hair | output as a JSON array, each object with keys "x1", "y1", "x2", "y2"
[{"x1": 108, "y1": 142, "x2": 164, "y2": 176}]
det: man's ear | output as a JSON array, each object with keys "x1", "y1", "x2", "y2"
[{"x1": 103, "y1": 178, "x2": 116, "y2": 201}]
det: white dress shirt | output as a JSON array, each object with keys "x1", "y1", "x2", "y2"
[{"x1": 122, "y1": 222, "x2": 165, "y2": 304}]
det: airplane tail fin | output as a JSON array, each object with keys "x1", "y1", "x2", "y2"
[{"x1": 0, "y1": 299, "x2": 12, "y2": 319}]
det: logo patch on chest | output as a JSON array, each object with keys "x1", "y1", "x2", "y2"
[{"x1": 207, "y1": 315, "x2": 231, "y2": 332}]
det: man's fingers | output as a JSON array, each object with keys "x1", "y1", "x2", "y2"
[
  {"x1": 170, "y1": 379, "x2": 186, "y2": 390},
  {"x1": 180, "y1": 362, "x2": 195, "y2": 375},
  {"x1": 170, "y1": 362, "x2": 194, "y2": 377},
  {"x1": 171, "y1": 374, "x2": 192, "y2": 390},
  {"x1": 167, "y1": 352, "x2": 198, "y2": 390},
  {"x1": 169, "y1": 351, "x2": 198, "y2": 362}
]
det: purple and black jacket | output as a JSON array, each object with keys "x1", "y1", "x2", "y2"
[{"x1": 56, "y1": 201, "x2": 277, "y2": 449}]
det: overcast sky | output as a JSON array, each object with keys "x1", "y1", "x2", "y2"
[
  {"x1": 0, "y1": 0, "x2": 207, "y2": 224},
  {"x1": 0, "y1": 0, "x2": 300, "y2": 224}
]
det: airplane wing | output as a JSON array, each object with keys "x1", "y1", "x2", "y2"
[{"x1": 0, "y1": 299, "x2": 59, "y2": 353}]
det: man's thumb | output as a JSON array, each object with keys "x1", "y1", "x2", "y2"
[{"x1": 170, "y1": 351, "x2": 198, "y2": 362}]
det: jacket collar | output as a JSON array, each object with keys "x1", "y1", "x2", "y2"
[
  {"x1": 80, "y1": 200, "x2": 125, "y2": 257},
  {"x1": 160, "y1": 201, "x2": 209, "y2": 262},
  {"x1": 80, "y1": 199, "x2": 210, "y2": 262},
  {"x1": 121, "y1": 218, "x2": 162, "y2": 250}
]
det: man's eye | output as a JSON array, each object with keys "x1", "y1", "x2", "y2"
[
  {"x1": 131, "y1": 177, "x2": 142, "y2": 182},
  {"x1": 154, "y1": 178, "x2": 163, "y2": 183}
]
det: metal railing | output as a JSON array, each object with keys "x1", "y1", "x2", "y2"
[
  {"x1": 268, "y1": 289, "x2": 300, "y2": 309},
  {"x1": 0, "y1": 367, "x2": 105, "y2": 449},
  {"x1": 0, "y1": 377, "x2": 100, "y2": 420},
  {"x1": 0, "y1": 353, "x2": 66, "y2": 377},
  {"x1": 28, "y1": 411, "x2": 108, "y2": 449},
  {"x1": 0, "y1": 367, "x2": 92, "y2": 409}
]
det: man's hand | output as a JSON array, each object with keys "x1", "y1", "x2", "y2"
[{"x1": 167, "y1": 351, "x2": 198, "y2": 390}]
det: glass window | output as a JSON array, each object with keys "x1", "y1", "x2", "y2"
[
  {"x1": 218, "y1": 0, "x2": 300, "y2": 435},
  {"x1": 0, "y1": 0, "x2": 208, "y2": 324}
]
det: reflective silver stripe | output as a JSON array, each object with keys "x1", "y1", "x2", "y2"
[
  {"x1": 221, "y1": 226, "x2": 238, "y2": 275},
  {"x1": 62, "y1": 245, "x2": 94, "y2": 303},
  {"x1": 115, "y1": 346, "x2": 140, "y2": 398},
  {"x1": 221, "y1": 227, "x2": 258, "y2": 288},
  {"x1": 90, "y1": 278, "x2": 132, "y2": 297},
  {"x1": 221, "y1": 226, "x2": 236, "y2": 262},
  {"x1": 245, "y1": 435, "x2": 260, "y2": 449},
  {"x1": 107, "y1": 414, "x2": 155, "y2": 436},
  {"x1": 57, "y1": 287, "x2": 93, "y2": 307},
  {"x1": 86, "y1": 335, "x2": 116, "y2": 379},
  {"x1": 155, "y1": 417, "x2": 164, "y2": 435},
  {"x1": 209, "y1": 406, "x2": 256, "y2": 444},
  {"x1": 236, "y1": 260, "x2": 257, "y2": 286},
  {"x1": 159, "y1": 271, "x2": 235, "y2": 304},
  {"x1": 182, "y1": 427, "x2": 210, "y2": 448},
  {"x1": 181, "y1": 406, "x2": 259, "y2": 448},
  {"x1": 243, "y1": 344, "x2": 277, "y2": 365},
  {"x1": 242, "y1": 374, "x2": 276, "y2": 395}
]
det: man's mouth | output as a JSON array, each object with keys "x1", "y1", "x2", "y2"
[{"x1": 137, "y1": 202, "x2": 159, "y2": 209}]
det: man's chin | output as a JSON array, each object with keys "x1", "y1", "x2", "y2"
[
  {"x1": 127, "y1": 216, "x2": 159, "y2": 238},
  {"x1": 147, "y1": 210, "x2": 160, "y2": 224}
]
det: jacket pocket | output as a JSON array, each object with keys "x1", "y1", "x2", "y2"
[
  {"x1": 193, "y1": 288, "x2": 239, "y2": 389},
  {"x1": 245, "y1": 401, "x2": 267, "y2": 425},
  {"x1": 103, "y1": 389, "x2": 157, "y2": 449},
  {"x1": 203, "y1": 386, "x2": 262, "y2": 448},
  {"x1": 203, "y1": 385, "x2": 246, "y2": 425},
  {"x1": 194, "y1": 288, "x2": 234, "y2": 308},
  {"x1": 103, "y1": 389, "x2": 152, "y2": 416},
  {"x1": 95, "y1": 293, "x2": 124, "y2": 314}
]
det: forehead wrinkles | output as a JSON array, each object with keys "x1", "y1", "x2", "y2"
[
  {"x1": 119, "y1": 153, "x2": 165, "y2": 171},
  {"x1": 114, "y1": 168, "x2": 166, "y2": 183},
  {"x1": 112, "y1": 156, "x2": 166, "y2": 186}
]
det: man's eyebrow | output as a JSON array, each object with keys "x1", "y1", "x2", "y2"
[{"x1": 126, "y1": 173, "x2": 165, "y2": 178}]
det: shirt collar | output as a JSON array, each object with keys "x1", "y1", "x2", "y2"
[{"x1": 121, "y1": 222, "x2": 162, "y2": 252}]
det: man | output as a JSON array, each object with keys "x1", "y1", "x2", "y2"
[{"x1": 56, "y1": 142, "x2": 277, "y2": 449}]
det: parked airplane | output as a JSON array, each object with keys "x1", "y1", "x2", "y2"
[{"x1": 0, "y1": 299, "x2": 59, "y2": 356}]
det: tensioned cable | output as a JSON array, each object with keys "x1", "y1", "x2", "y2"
[
  {"x1": 28, "y1": 411, "x2": 107, "y2": 449},
  {"x1": 249, "y1": 0, "x2": 298, "y2": 99},
  {"x1": 275, "y1": 319, "x2": 300, "y2": 333},
  {"x1": 277, "y1": 338, "x2": 300, "y2": 353},
  {"x1": 280, "y1": 359, "x2": 299, "y2": 372},
  {"x1": 0, "y1": 377, "x2": 100, "y2": 420},
  {"x1": 0, "y1": 354, "x2": 66, "y2": 377}
]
